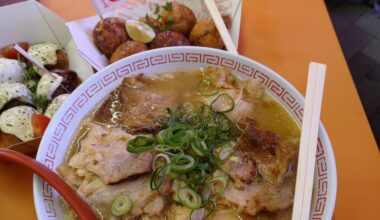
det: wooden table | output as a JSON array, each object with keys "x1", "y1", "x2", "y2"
[{"x1": 1, "y1": 0, "x2": 379, "y2": 219}]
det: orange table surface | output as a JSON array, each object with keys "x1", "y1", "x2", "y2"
[{"x1": 1, "y1": 0, "x2": 379, "y2": 219}]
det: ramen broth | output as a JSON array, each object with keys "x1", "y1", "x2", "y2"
[{"x1": 61, "y1": 68, "x2": 300, "y2": 220}]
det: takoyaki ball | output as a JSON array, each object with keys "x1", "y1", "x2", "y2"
[
  {"x1": 0, "y1": 99, "x2": 34, "y2": 114},
  {"x1": 222, "y1": 15, "x2": 232, "y2": 29},
  {"x1": 51, "y1": 69, "x2": 81, "y2": 98},
  {"x1": 44, "y1": 49, "x2": 68, "y2": 70},
  {"x1": 110, "y1": 41, "x2": 149, "y2": 63},
  {"x1": 162, "y1": 3, "x2": 196, "y2": 35},
  {"x1": 150, "y1": 31, "x2": 190, "y2": 49},
  {"x1": 28, "y1": 43, "x2": 69, "y2": 71},
  {"x1": 93, "y1": 17, "x2": 129, "y2": 58},
  {"x1": 189, "y1": 18, "x2": 224, "y2": 49}
]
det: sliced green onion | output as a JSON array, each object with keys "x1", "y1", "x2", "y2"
[
  {"x1": 191, "y1": 139, "x2": 208, "y2": 157},
  {"x1": 178, "y1": 187, "x2": 202, "y2": 210},
  {"x1": 127, "y1": 100, "x2": 241, "y2": 212},
  {"x1": 207, "y1": 170, "x2": 229, "y2": 195},
  {"x1": 187, "y1": 114, "x2": 202, "y2": 128},
  {"x1": 154, "y1": 144, "x2": 181, "y2": 152},
  {"x1": 205, "y1": 126, "x2": 218, "y2": 141},
  {"x1": 157, "y1": 115, "x2": 169, "y2": 126},
  {"x1": 127, "y1": 136, "x2": 156, "y2": 153},
  {"x1": 218, "y1": 146, "x2": 234, "y2": 160},
  {"x1": 208, "y1": 176, "x2": 228, "y2": 195},
  {"x1": 170, "y1": 151, "x2": 185, "y2": 160},
  {"x1": 171, "y1": 155, "x2": 196, "y2": 173},
  {"x1": 193, "y1": 101, "x2": 205, "y2": 113},
  {"x1": 214, "y1": 114, "x2": 231, "y2": 132},
  {"x1": 201, "y1": 105, "x2": 216, "y2": 120},
  {"x1": 173, "y1": 181, "x2": 187, "y2": 202},
  {"x1": 156, "y1": 125, "x2": 193, "y2": 146},
  {"x1": 156, "y1": 130, "x2": 166, "y2": 144},
  {"x1": 198, "y1": 79, "x2": 219, "y2": 96},
  {"x1": 111, "y1": 195, "x2": 132, "y2": 217},
  {"x1": 150, "y1": 164, "x2": 171, "y2": 191},
  {"x1": 152, "y1": 153, "x2": 171, "y2": 170},
  {"x1": 211, "y1": 93, "x2": 234, "y2": 113},
  {"x1": 229, "y1": 156, "x2": 241, "y2": 163},
  {"x1": 180, "y1": 102, "x2": 194, "y2": 116}
]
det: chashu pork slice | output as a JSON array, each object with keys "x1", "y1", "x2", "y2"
[
  {"x1": 220, "y1": 175, "x2": 295, "y2": 216},
  {"x1": 68, "y1": 119, "x2": 153, "y2": 184},
  {"x1": 94, "y1": 74, "x2": 180, "y2": 135},
  {"x1": 80, "y1": 176, "x2": 168, "y2": 220},
  {"x1": 58, "y1": 171, "x2": 169, "y2": 220},
  {"x1": 221, "y1": 150, "x2": 258, "y2": 189},
  {"x1": 237, "y1": 117, "x2": 298, "y2": 186},
  {"x1": 219, "y1": 117, "x2": 298, "y2": 216},
  {"x1": 221, "y1": 117, "x2": 297, "y2": 189}
]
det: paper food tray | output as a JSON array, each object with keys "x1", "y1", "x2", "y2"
[
  {"x1": 67, "y1": 0, "x2": 243, "y2": 71},
  {"x1": 0, "y1": 0, "x2": 94, "y2": 154}
]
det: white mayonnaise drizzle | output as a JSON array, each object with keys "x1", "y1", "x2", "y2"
[
  {"x1": 0, "y1": 83, "x2": 33, "y2": 109},
  {"x1": 36, "y1": 73, "x2": 63, "y2": 100},
  {"x1": 44, "y1": 94, "x2": 69, "y2": 118},
  {"x1": 28, "y1": 42, "x2": 59, "y2": 66},
  {"x1": 0, "y1": 106, "x2": 36, "y2": 141}
]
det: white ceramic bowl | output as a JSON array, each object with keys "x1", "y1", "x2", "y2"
[{"x1": 34, "y1": 47, "x2": 337, "y2": 220}]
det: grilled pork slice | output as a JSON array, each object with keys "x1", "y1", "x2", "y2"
[
  {"x1": 220, "y1": 176, "x2": 295, "y2": 216},
  {"x1": 68, "y1": 120, "x2": 153, "y2": 184},
  {"x1": 221, "y1": 151, "x2": 257, "y2": 189},
  {"x1": 79, "y1": 175, "x2": 168, "y2": 219},
  {"x1": 94, "y1": 75, "x2": 180, "y2": 134},
  {"x1": 237, "y1": 117, "x2": 298, "y2": 186},
  {"x1": 83, "y1": 176, "x2": 169, "y2": 219}
]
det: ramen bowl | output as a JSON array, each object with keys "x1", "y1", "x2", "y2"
[{"x1": 33, "y1": 46, "x2": 337, "y2": 219}]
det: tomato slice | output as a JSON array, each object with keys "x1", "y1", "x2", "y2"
[
  {"x1": 31, "y1": 114, "x2": 51, "y2": 137},
  {"x1": 0, "y1": 42, "x2": 29, "y2": 60}
]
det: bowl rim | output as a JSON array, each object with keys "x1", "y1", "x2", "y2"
[{"x1": 33, "y1": 46, "x2": 337, "y2": 219}]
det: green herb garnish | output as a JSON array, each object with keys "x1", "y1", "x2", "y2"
[
  {"x1": 32, "y1": 94, "x2": 49, "y2": 112},
  {"x1": 24, "y1": 66, "x2": 40, "y2": 93},
  {"x1": 167, "y1": 16, "x2": 175, "y2": 25},
  {"x1": 163, "y1": 2, "x2": 173, "y2": 11},
  {"x1": 154, "y1": 4, "x2": 161, "y2": 14},
  {"x1": 145, "y1": 14, "x2": 153, "y2": 27},
  {"x1": 145, "y1": 1, "x2": 175, "y2": 31},
  {"x1": 24, "y1": 66, "x2": 39, "y2": 81},
  {"x1": 127, "y1": 101, "x2": 240, "y2": 212}
]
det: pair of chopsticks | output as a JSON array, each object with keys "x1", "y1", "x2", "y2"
[
  {"x1": 292, "y1": 62, "x2": 327, "y2": 220},
  {"x1": 204, "y1": 0, "x2": 238, "y2": 54}
]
